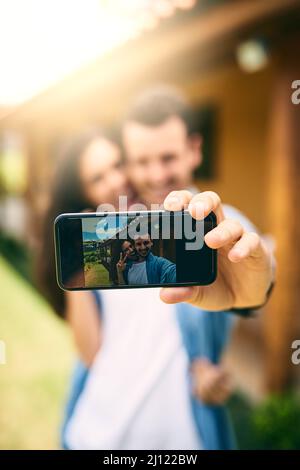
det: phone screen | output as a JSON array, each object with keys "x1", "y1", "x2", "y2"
[{"x1": 54, "y1": 210, "x2": 217, "y2": 290}]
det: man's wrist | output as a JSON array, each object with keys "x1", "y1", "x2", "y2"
[{"x1": 229, "y1": 281, "x2": 275, "y2": 316}]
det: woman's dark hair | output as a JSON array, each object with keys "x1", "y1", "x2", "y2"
[{"x1": 37, "y1": 127, "x2": 119, "y2": 318}]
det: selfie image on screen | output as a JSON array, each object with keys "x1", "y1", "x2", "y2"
[
  {"x1": 82, "y1": 214, "x2": 176, "y2": 288},
  {"x1": 55, "y1": 211, "x2": 216, "y2": 290}
]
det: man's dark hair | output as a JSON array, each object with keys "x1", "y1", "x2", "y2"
[
  {"x1": 123, "y1": 85, "x2": 196, "y2": 135},
  {"x1": 133, "y1": 232, "x2": 152, "y2": 242}
]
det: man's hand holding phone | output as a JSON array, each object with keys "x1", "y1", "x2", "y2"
[
  {"x1": 54, "y1": 189, "x2": 274, "y2": 305},
  {"x1": 160, "y1": 190, "x2": 274, "y2": 311}
]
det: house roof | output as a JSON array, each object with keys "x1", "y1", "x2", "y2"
[{"x1": 0, "y1": 0, "x2": 299, "y2": 129}]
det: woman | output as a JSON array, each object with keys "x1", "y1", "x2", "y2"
[
  {"x1": 37, "y1": 127, "x2": 129, "y2": 445},
  {"x1": 38, "y1": 126, "x2": 233, "y2": 450}
]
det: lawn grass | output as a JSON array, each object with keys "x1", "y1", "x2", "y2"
[
  {"x1": 0, "y1": 256, "x2": 75, "y2": 449},
  {"x1": 84, "y1": 261, "x2": 110, "y2": 287}
]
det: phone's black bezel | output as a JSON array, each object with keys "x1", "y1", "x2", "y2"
[{"x1": 54, "y1": 210, "x2": 217, "y2": 291}]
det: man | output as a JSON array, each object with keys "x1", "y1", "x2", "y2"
[
  {"x1": 117, "y1": 234, "x2": 176, "y2": 285},
  {"x1": 121, "y1": 86, "x2": 273, "y2": 311},
  {"x1": 64, "y1": 86, "x2": 274, "y2": 450}
]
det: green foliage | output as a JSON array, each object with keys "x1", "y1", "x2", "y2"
[
  {"x1": 0, "y1": 230, "x2": 33, "y2": 283},
  {"x1": 0, "y1": 256, "x2": 74, "y2": 449},
  {"x1": 229, "y1": 392, "x2": 300, "y2": 450},
  {"x1": 84, "y1": 254, "x2": 97, "y2": 263},
  {"x1": 251, "y1": 392, "x2": 300, "y2": 449}
]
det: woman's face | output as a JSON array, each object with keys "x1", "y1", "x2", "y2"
[{"x1": 79, "y1": 137, "x2": 128, "y2": 209}]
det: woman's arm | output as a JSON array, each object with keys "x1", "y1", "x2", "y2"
[
  {"x1": 116, "y1": 253, "x2": 127, "y2": 285},
  {"x1": 117, "y1": 268, "x2": 126, "y2": 285},
  {"x1": 65, "y1": 291, "x2": 101, "y2": 368}
]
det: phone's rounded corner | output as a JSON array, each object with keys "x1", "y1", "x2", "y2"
[
  {"x1": 54, "y1": 213, "x2": 66, "y2": 227},
  {"x1": 55, "y1": 272, "x2": 67, "y2": 292},
  {"x1": 206, "y1": 269, "x2": 218, "y2": 285}
]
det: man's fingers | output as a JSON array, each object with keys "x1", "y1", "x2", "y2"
[
  {"x1": 206, "y1": 223, "x2": 267, "y2": 264},
  {"x1": 204, "y1": 219, "x2": 244, "y2": 249},
  {"x1": 188, "y1": 191, "x2": 225, "y2": 223},
  {"x1": 209, "y1": 387, "x2": 232, "y2": 405},
  {"x1": 160, "y1": 286, "x2": 200, "y2": 304},
  {"x1": 164, "y1": 190, "x2": 193, "y2": 211},
  {"x1": 227, "y1": 231, "x2": 266, "y2": 263},
  {"x1": 164, "y1": 190, "x2": 225, "y2": 227}
]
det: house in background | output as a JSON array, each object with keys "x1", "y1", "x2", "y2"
[{"x1": 1, "y1": 0, "x2": 300, "y2": 398}]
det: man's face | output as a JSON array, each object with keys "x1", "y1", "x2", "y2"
[
  {"x1": 134, "y1": 235, "x2": 153, "y2": 258},
  {"x1": 122, "y1": 241, "x2": 138, "y2": 260},
  {"x1": 122, "y1": 116, "x2": 202, "y2": 206}
]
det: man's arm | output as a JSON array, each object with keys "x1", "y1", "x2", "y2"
[{"x1": 160, "y1": 190, "x2": 275, "y2": 312}]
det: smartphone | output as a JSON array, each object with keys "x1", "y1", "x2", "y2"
[{"x1": 54, "y1": 210, "x2": 217, "y2": 290}]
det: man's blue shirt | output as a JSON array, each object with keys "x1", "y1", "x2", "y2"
[{"x1": 124, "y1": 251, "x2": 176, "y2": 285}]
